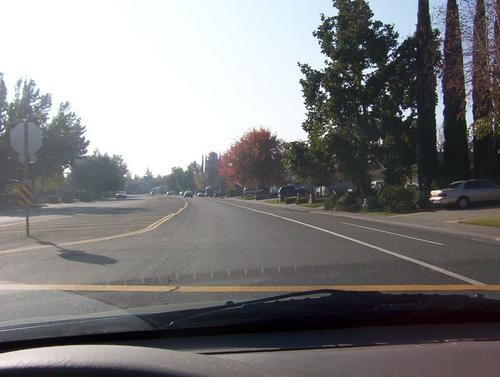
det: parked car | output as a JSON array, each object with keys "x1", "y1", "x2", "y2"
[
  {"x1": 179, "y1": 191, "x2": 184, "y2": 196},
  {"x1": 243, "y1": 187, "x2": 264, "y2": 195},
  {"x1": 183, "y1": 190, "x2": 193, "y2": 198},
  {"x1": 278, "y1": 185, "x2": 310, "y2": 199},
  {"x1": 371, "y1": 180, "x2": 384, "y2": 190},
  {"x1": 196, "y1": 192, "x2": 205, "y2": 197},
  {"x1": 214, "y1": 191, "x2": 224, "y2": 198},
  {"x1": 430, "y1": 179, "x2": 500, "y2": 209},
  {"x1": 204, "y1": 186, "x2": 214, "y2": 197},
  {"x1": 166, "y1": 191, "x2": 177, "y2": 196},
  {"x1": 115, "y1": 191, "x2": 127, "y2": 200}
]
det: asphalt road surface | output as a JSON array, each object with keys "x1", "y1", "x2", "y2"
[{"x1": 1, "y1": 195, "x2": 500, "y2": 323}]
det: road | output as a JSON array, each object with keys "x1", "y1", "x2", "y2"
[{"x1": 1, "y1": 195, "x2": 500, "y2": 323}]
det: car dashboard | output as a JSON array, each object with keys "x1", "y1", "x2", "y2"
[{"x1": 1, "y1": 322, "x2": 500, "y2": 376}]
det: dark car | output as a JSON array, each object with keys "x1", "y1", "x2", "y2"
[
  {"x1": 183, "y1": 190, "x2": 194, "y2": 198},
  {"x1": 278, "y1": 185, "x2": 310, "y2": 199}
]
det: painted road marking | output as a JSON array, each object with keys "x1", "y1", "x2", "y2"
[
  {"x1": 219, "y1": 201, "x2": 484, "y2": 286},
  {"x1": 0, "y1": 283, "x2": 499, "y2": 293},
  {"x1": 0, "y1": 216, "x2": 67, "y2": 228},
  {"x1": 340, "y1": 222, "x2": 444, "y2": 246},
  {"x1": 0, "y1": 200, "x2": 188, "y2": 255}
]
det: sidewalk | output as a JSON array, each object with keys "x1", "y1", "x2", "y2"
[{"x1": 227, "y1": 197, "x2": 500, "y2": 244}]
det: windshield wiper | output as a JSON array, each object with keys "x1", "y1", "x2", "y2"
[{"x1": 167, "y1": 290, "x2": 500, "y2": 331}]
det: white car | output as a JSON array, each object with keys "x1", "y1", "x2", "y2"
[
  {"x1": 430, "y1": 179, "x2": 500, "y2": 209},
  {"x1": 115, "y1": 191, "x2": 127, "y2": 200}
]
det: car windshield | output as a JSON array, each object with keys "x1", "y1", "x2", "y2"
[{"x1": 0, "y1": 0, "x2": 499, "y2": 343}]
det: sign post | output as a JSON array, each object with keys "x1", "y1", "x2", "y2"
[{"x1": 10, "y1": 121, "x2": 43, "y2": 237}]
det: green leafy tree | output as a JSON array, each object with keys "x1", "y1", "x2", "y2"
[
  {"x1": 1, "y1": 78, "x2": 52, "y2": 186},
  {"x1": 165, "y1": 167, "x2": 185, "y2": 192},
  {"x1": 34, "y1": 102, "x2": 89, "y2": 178},
  {"x1": 204, "y1": 152, "x2": 220, "y2": 187},
  {"x1": 299, "y1": 0, "x2": 400, "y2": 195},
  {"x1": 472, "y1": 0, "x2": 496, "y2": 178},
  {"x1": 0, "y1": 73, "x2": 13, "y2": 191},
  {"x1": 0, "y1": 73, "x2": 6, "y2": 132},
  {"x1": 70, "y1": 151, "x2": 128, "y2": 197},
  {"x1": 415, "y1": 0, "x2": 439, "y2": 201},
  {"x1": 7, "y1": 78, "x2": 52, "y2": 126},
  {"x1": 442, "y1": 0, "x2": 470, "y2": 180},
  {"x1": 374, "y1": 36, "x2": 419, "y2": 185},
  {"x1": 283, "y1": 141, "x2": 335, "y2": 187}
]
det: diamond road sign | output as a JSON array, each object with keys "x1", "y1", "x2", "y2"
[{"x1": 10, "y1": 122, "x2": 43, "y2": 163}]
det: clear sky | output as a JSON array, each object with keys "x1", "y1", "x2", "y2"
[{"x1": 1, "y1": 0, "x2": 446, "y2": 176}]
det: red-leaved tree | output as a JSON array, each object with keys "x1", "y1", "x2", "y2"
[{"x1": 219, "y1": 128, "x2": 283, "y2": 189}]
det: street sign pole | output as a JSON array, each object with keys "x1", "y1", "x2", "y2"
[
  {"x1": 10, "y1": 120, "x2": 42, "y2": 237},
  {"x1": 23, "y1": 122, "x2": 30, "y2": 237}
]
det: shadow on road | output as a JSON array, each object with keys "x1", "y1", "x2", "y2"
[{"x1": 29, "y1": 236, "x2": 118, "y2": 265}]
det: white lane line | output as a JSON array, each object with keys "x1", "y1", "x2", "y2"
[
  {"x1": 219, "y1": 201, "x2": 484, "y2": 286},
  {"x1": 340, "y1": 222, "x2": 444, "y2": 246}
]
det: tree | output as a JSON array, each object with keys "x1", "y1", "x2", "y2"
[
  {"x1": 415, "y1": 0, "x2": 439, "y2": 199},
  {"x1": 374, "y1": 36, "x2": 419, "y2": 185},
  {"x1": 0, "y1": 73, "x2": 6, "y2": 132},
  {"x1": 219, "y1": 128, "x2": 283, "y2": 189},
  {"x1": 283, "y1": 141, "x2": 334, "y2": 187},
  {"x1": 472, "y1": 0, "x2": 495, "y2": 178},
  {"x1": 7, "y1": 78, "x2": 52, "y2": 126},
  {"x1": 442, "y1": 0, "x2": 470, "y2": 180},
  {"x1": 0, "y1": 73, "x2": 14, "y2": 191},
  {"x1": 165, "y1": 167, "x2": 185, "y2": 192},
  {"x1": 34, "y1": 102, "x2": 89, "y2": 178},
  {"x1": 0, "y1": 78, "x2": 52, "y2": 186},
  {"x1": 299, "y1": 0, "x2": 400, "y2": 196},
  {"x1": 204, "y1": 152, "x2": 220, "y2": 187},
  {"x1": 70, "y1": 151, "x2": 128, "y2": 197}
]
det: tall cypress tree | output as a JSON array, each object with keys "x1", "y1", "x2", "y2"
[
  {"x1": 415, "y1": 0, "x2": 438, "y2": 201},
  {"x1": 493, "y1": 0, "x2": 500, "y2": 178},
  {"x1": 442, "y1": 0, "x2": 470, "y2": 180},
  {"x1": 472, "y1": 0, "x2": 494, "y2": 178}
]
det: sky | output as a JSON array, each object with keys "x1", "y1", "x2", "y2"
[{"x1": 0, "y1": 0, "x2": 446, "y2": 176}]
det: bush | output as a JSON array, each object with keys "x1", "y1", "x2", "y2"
[
  {"x1": 324, "y1": 194, "x2": 337, "y2": 210},
  {"x1": 337, "y1": 191, "x2": 361, "y2": 211},
  {"x1": 284, "y1": 196, "x2": 297, "y2": 204},
  {"x1": 241, "y1": 194, "x2": 256, "y2": 200},
  {"x1": 295, "y1": 197, "x2": 308, "y2": 204},
  {"x1": 324, "y1": 192, "x2": 360, "y2": 211},
  {"x1": 255, "y1": 192, "x2": 268, "y2": 200},
  {"x1": 76, "y1": 190, "x2": 95, "y2": 202},
  {"x1": 365, "y1": 194, "x2": 382, "y2": 211},
  {"x1": 377, "y1": 186, "x2": 416, "y2": 212},
  {"x1": 61, "y1": 195, "x2": 74, "y2": 203},
  {"x1": 43, "y1": 195, "x2": 60, "y2": 204}
]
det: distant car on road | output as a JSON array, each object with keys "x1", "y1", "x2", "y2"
[
  {"x1": 115, "y1": 191, "x2": 127, "y2": 200},
  {"x1": 166, "y1": 191, "x2": 177, "y2": 196},
  {"x1": 183, "y1": 190, "x2": 194, "y2": 198},
  {"x1": 196, "y1": 192, "x2": 205, "y2": 197},
  {"x1": 430, "y1": 179, "x2": 500, "y2": 209}
]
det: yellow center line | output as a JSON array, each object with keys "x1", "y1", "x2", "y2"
[
  {"x1": 0, "y1": 200, "x2": 188, "y2": 255},
  {"x1": 1, "y1": 284, "x2": 500, "y2": 293}
]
